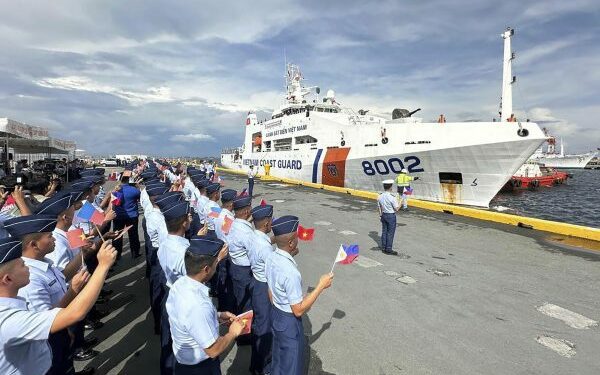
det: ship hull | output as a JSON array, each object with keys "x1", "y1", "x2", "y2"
[{"x1": 222, "y1": 134, "x2": 544, "y2": 207}]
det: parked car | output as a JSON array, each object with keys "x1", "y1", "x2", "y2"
[{"x1": 100, "y1": 158, "x2": 118, "y2": 167}]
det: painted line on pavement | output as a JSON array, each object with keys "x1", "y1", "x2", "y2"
[
  {"x1": 536, "y1": 336, "x2": 576, "y2": 358},
  {"x1": 537, "y1": 303, "x2": 598, "y2": 329},
  {"x1": 354, "y1": 256, "x2": 382, "y2": 268}
]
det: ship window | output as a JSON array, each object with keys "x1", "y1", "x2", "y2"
[
  {"x1": 274, "y1": 138, "x2": 292, "y2": 151},
  {"x1": 295, "y1": 135, "x2": 317, "y2": 144},
  {"x1": 439, "y1": 172, "x2": 463, "y2": 184}
]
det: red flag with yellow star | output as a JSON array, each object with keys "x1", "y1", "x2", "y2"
[
  {"x1": 67, "y1": 228, "x2": 88, "y2": 249},
  {"x1": 297, "y1": 225, "x2": 314, "y2": 241}
]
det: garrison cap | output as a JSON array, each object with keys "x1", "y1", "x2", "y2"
[
  {"x1": 233, "y1": 196, "x2": 252, "y2": 210},
  {"x1": 35, "y1": 190, "x2": 78, "y2": 216},
  {"x1": 206, "y1": 183, "x2": 221, "y2": 195},
  {"x1": 3, "y1": 214, "x2": 58, "y2": 239},
  {"x1": 193, "y1": 178, "x2": 210, "y2": 188},
  {"x1": 81, "y1": 176, "x2": 104, "y2": 184},
  {"x1": 160, "y1": 201, "x2": 191, "y2": 222},
  {"x1": 0, "y1": 238, "x2": 23, "y2": 264},
  {"x1": 220, "y1": 189, "x2": 237, "y2": 203},
  {"x1": 147, "y1": 185, "x2": 169, "y2": 197},
  {"x1": 272, "y1": 215, "x2": 299, "y2": 236},
  {"x1": 69, "y1": 180, "x2": 94, "y2": 191},
  {"x1": 79, "y1": 168, "x2": 105, "y2": 177},
  {"x1": 188, "y1": 235, "x2": 224, "y2": 257},
  {"x1": 155, "y1": 192, "x2": 184, "y2": 207},
  {"x1": 251, "y1": 204, "x2": 273, "y2": 221}
]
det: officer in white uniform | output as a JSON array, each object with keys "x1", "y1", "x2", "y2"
[
  {"x1": 265, "y1": 216, "x2": 334, "y2": 375},
  {"x1": 227, "y1": 196, "x2": 255, "y2": 316},
  {"x1": 166, "y1": 235, "x2": 244, "y2": 375},
  {"x1": 157, "y1": 199, "x2": 193, "y2": 375},
  {"x1": 248, "y1": 204, "x2": 275, "y2": 375},
  {"x1": 377, "y1": 179, "x2": 400, "y2": 256}
]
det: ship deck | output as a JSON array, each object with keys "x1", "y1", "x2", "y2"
[{"x1": 77, "y1": 172, "x2": 600, "y2": 374}]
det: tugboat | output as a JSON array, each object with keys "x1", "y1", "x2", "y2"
[
  {"x1": 502, "y1": 161, "x2": 570, "y2": 191},
  {"x1": 221, "y1": 27, "x2": 546, "y2": 208}
]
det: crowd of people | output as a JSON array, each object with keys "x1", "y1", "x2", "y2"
[{"x1": 0, "y1": 158, "x2": 334, "y2": 375}]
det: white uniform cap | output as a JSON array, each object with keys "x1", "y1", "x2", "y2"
[
  {"x1": 382, "y1": 179, "x2": 394, "y2": 184},
  {"x1": 401, "y1": 168, "x2": 408, "y2": 173}
]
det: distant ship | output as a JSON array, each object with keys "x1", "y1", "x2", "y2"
[
  {"x1": 221, "y1": 28, "x2": 546, "y2": 208},
  {"x1": 529, "y1": 132, "x2": 597, "y2": 169}
]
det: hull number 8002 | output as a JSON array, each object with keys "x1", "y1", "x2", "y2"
[{"x1": 361, "y1": 156, "x2": 424, "y2": 176}]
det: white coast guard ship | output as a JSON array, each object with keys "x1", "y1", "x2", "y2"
[{"x1": 221, "y1": 28, "x2": 546, "y2": 207}]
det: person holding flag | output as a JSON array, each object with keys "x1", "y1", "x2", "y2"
[
  {"x1": 265, "y1": 215, "x2": 334, "y2": 375},
  {"x1": 247, "y1": 204, "x2": 275, "y2": 375},
  {"x1": 395, "y1": 168, "x2": 418, "y2": 211}
]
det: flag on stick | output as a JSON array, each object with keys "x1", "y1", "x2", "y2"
[
  {"x1": 208, "y1": 206, "x2": 222, "y2": 218},
  {"x1": 260, "y1": 199, "x2": 267, "y2": 206},
  {"x1": 298, "y1": 225, "x2": 314, "y2": 241},
  {"x1": 222, "y1": 215, "x2": 234, "y2": 234},
  {"x1": 330, "y1": 244, "x2": 359, "y2": 272},
  {"x1": 237, "y1": 310, "x2": 254, "y2": 335},
  {"x1": 67, "y1": 228, "x2": 88, "y2": 249}
]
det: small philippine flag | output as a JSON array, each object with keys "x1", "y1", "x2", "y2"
[
  {"x1": 334, "y1": 244, "x2": 359, "y2": 265},
  {"x1": 208, "y1": 206, "x2": 222, "y2": 219}
]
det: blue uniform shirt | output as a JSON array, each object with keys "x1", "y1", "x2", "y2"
[
  {"x1": 114, "y1": 184, "x2": 141, "y2": 219},
  {"x1": 227, "y1": 219, "x2": 254, "y2": 266},
  {"x1": 377, "y1": 191, "x2": 399, "y2": 214},
  {"x1": 248, "y1": 230, "x2": 274, "y2": 283},
  {"x1": 140, "y1": 188, "x2": 152, "y2": 213},
  {"x1": 145, "y1": 207, "x2": 168, "y2": 248},
  {"x1": 166, "y1": 276, "x2": 219, "y2": 365},
  {"x1": 158, "y1": 234, "x2": 190, "y2": 288},
  {"x1": 265, "y1": 248, "x2": 303, "y2": 313},
  {"x1": 0, "y1": 297, "x2": 61, "y2": 375},
  {"x1": 182, "y1": 178, "x2": 195, "y2": 201},
  {"x1": 18, "y1": 257, "x2": 68, "y2": 312}
]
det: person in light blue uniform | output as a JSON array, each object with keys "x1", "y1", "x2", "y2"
[
  {"x1": 166, "y1": 235, "x2": 244, "y2": 375},
  {"x1": 377, "y1": 180, "x2": 400, "y2": 256},
  {"x1": 0, "y1": 233, "x2": 117, "y2": 375},
  {"x1": 214, "y1": 189, "x2": 236, "y2": 312},
  {"x1": 4, "y1": 214, "x2": 83, "y2": 375},
  {"x1": 265, "y1": 216, "x2": 334, "y2": 375},
  {"x1": 204, "y1": 183, "x2": 221, "y2": 238},
  {"x1": 248, "y1": 204, "x2": 275, "y2": 375},
  {"x1": 227, "y1": 196, "x2": 255, "y2": 319},
  {"x1": 188, "y1": 175, "x2": 210, "y2": 238},
  {"x1": 143, "y1": 186, "x2": 172, "y2": 334},
  {"x1": 157, "y1": 199, "x2": 193, "y2": 375}
]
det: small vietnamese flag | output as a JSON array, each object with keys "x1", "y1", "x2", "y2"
[
  {"x1": 297, "y1": 225, "x2": 315, "y2": 241},
  {"x1": 260, "y1": 199, "x2": 267, "y2": 206},
  {"x1": 90, "y1": 209, "x2": 105, "y2": 226},
  {"x1": 222, "y1": 215, "x2": 234, "y2": 234},
  {"x1": 67, "y1": 228, "x2": 88, "y2": 249},
  {"x1": 236, "y1": 310, "x2": 254, "y2": 335}
]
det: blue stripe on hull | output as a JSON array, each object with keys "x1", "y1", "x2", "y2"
[{"x1": 312, "y1": 149, "x2": 323, "y2": 183}]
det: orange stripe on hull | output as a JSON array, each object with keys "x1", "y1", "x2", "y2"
[{"x1": 321, "y1": 147, "x2": 351, "y2": 187}]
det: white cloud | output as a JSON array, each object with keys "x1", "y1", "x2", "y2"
[{"x1": 170, "y1": 133, "x2": 216, "y2": 143}]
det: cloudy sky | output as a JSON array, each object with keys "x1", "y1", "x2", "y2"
[{"x1": 1, "y1": 0, "x2": 599, "y2": 156}]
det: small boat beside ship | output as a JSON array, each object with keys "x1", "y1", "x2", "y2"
[{"x1": 502, "y1": 161, "x2": 569, "y2": 191}]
